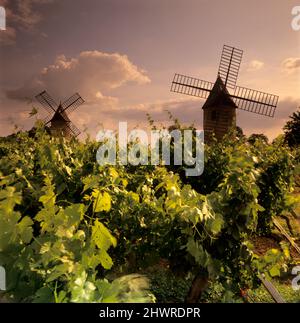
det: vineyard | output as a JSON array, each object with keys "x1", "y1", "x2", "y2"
[{"x1": 0, "y1": 124, "x2": 299, "y2": 303}]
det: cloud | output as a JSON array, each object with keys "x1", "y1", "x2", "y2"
[
  {"x1": 9, "y1": 0, "x2": 54, "y2": 30},
  {"x1": 99, "y1": 97, "x2": 200, "y2": 122},
  {"x1": 0, "y1": 26, "x2": 16, "y2": 45},
  {"x1": 247, "y1": 60, "x2": 264, "y2": 72},
  {"x1": 7, "y1": 51, "x2": 150, "y2": 104},
  {"x1": 282, "y1": 57, "x2": 300, "y2": 71},
  {"x1": 68, "y1": 96, "x2": 201, "y2": 138},
  {"x1": 0, "y1": 0, "x2": 55, "y2": 45}
]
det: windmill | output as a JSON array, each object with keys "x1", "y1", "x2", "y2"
[
  {"x1": 171, "y1": 45, "x2": 279, "y2": 141},
  {"x1": 35, "y1": 91, "x2": 85, "y2": 138}
]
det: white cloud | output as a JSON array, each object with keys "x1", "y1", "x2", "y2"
[
  {"x1": 282, "y1": 57, "x2": 300, "y2": 72},
  {"x1": 70, "y1": 96, "x2": 201, "y2": 138},
  {"x1": 7, "y1": 51, "x2": 150, "y2": 104},
  {"x1": 99, "y1": 97, "x2": 199, "y2": 121},
  {"x1": 247, "y1": 60, "x2": 265, "y2": 72}
]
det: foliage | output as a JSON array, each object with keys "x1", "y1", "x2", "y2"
[
  {"x1": 146, "y1": 268, "x2": 192, "y2": 303},
  {"x1": 0, "y1": 123, "x2": 298, "y2": 302},
  {"x1": 248, "y1": 280, "x2": 300, "y2": 303},
  {"x1": 0, "y1": 128, "x2": 154, "y2": 303},
  {"x1": 249, "y1": 137, "x2": 297, "y2": 233},
  {"x1": 248, "y1": 133, "x2": 268, "y2": 145},
  {"x1": 284, "y1": 108, "x2": 300, "y2": 148},
  {"x1": 235, "y1": 126, "x2": 245, "y2": 139}
]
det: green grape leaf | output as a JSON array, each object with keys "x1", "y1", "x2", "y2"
[
  {"x1": 64, "y1": 204, "x2": 86, "y2": 227},
  {"x1": 99, "y1": 250, "x2": 114, "y2": 270},
  {"x1": 17, "y1": 216, "x2": 33, "y2": 243},
  {"x1": 92, "y1": 219, "x2": 117, "y2": 251},
  {"x1": 92, "y1": 190, "x2": 111, "y2": 213},
  {"x1": 269, "y1": 265, "x2": 281, "y2": 277}
]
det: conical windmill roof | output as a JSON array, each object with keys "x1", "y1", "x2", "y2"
[
  {"x1": 51, "y1": 105, "x2": 71, "y2": 123},
  {"x1": 202, "y1": 75, "x2": 237, "y2": 110}
]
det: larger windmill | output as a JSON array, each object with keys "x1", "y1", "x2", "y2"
[
  {"x1": 35, "y1": 91, "x2": 85, "y2": 138},
  {"x1": 171, "y1": 45, "x2": 279, "y2": 141}
]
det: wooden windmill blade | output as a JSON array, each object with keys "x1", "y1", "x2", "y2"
[
  {"x1": 171, "y1": 73, "x2": 214, "y2": 99},
  {"x1": 231, "y1": 85, "x2": 279, "y2": 117},
  {"x1": 66, "y1": 122, "x2": 81, "y2": 137},
  {"x1": 61, "y1": 93, "x2": 85, "y2": 113},
  {"x1": 35, "y1": 90, "x2": 58, "y2": 114},
  {"x1": 43, "y1": 113, "x2": 53, "y2": 125},
  {"x1": 217, "y1": 45, "x2": 243, "y2": 90}
]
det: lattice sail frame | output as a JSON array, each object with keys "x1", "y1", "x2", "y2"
[
  {"x1": 35, "y1": 91, "x2": 84, "y2": 137},
  {"x1": 170, "y1": 45, "x2": 279, "y2": 118},
  {"x1": 171, "y1": 74, "x2": 214, "y2": 99},
  {"x1": 61, "y1": 93, "x2": 85, "y2": 113},
  {"x1": 218, "y1": 45, "x2": 243, "y2": 90},
  {"x1": 35, "y1": 91, "x2": 58, "y2": 113},
  {"x1": 66, "y1": 122, "x2": 81, "y2": 137},
  {"x1": 232, "y1": 86, "x2": 278, "y2": 117}
]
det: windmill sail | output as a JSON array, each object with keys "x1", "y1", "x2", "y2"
[
  {"x1": 62, "y1": 93, "x2": 85, "y2": 113},
  {"x1": 66, "y1": 122, "x2": 81, "y2": 137},
  {"x1": 231, "y1": 85, "x2": 279, "y2": 117},
  {"x1": 218, "y1": 45, "x2": 243, "y2": 89},
  {"x1": 43, "y1": 113, "x2": 53, "y2": 125},
  {"x1": 35, "y1": 91, "x2": 58, "y2": 113},
  {"x1": 171, "y1": 73, "x2": 214, "y2": 99}
]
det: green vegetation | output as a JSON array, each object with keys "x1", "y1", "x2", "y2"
[
  {"x1": 284, "y1": 108, "x2": 300, "y2": 148},
  {"x1": 248, "y1": 281, "x2": 300, "y2": 303},
  {"x1": 0, "y1": 121, "x2": 299, "y2": 303}
]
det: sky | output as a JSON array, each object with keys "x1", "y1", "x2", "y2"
[{"x1": 0, "y1": 0, "x2": 300, "y2": 140}]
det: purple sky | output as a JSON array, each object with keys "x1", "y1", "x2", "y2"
[{"x1": 0, "y1": 0, "x2": 300, "y2": 139}]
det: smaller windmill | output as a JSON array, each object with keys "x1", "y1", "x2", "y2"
[
  {"x1": 35, "y1": 91, "x2": 85, "y2": 138},
  {"x1": 171, "y1": 45, "x2": 279, "y2": 141}
]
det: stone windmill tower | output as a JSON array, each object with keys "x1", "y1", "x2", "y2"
[
  {"x1": 35, "y1": 91, "x2": 85, "y2": 138},
  {"x1": 171, "y1": 45, "x2": 279, "y2": 141}
]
